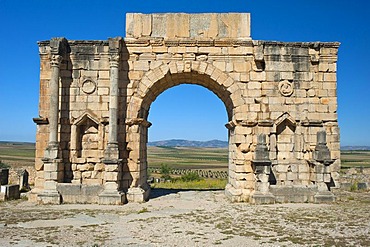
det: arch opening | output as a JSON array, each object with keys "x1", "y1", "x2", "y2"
[
  {"x1": 146, "y1": 84, "x2": 229, "y2": 191},
  {"x1": 126, "y1": 70, "x2": 240, "y2": 199},
  {"x1": 138, "y1": 71, "x2": 235, "y2": 122}
]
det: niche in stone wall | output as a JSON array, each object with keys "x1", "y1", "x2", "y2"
[
  {"x1": 275, "y1": 113, "x2": 296, "y2": 161},
  {"x1": 71, "y1": 113, "x2": 100, "y2": 159}
]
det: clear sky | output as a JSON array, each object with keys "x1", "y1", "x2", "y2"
[{"x1": 0, "y1": 0, "x2": 369, "y2": 145}]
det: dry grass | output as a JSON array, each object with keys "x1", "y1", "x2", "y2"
[{"x1": 151, "y1": 178, "x2": 227, "y2": 190}]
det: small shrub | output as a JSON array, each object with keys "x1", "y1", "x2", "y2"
[
  {"x1": 160, "y1": 164, "x2": 171, "y2": 175},
  {"x1": 162, "y1": 174, "x2": 172, "y2": 181},
  {"x1": 137, "y1": 207, "x2": 150, "y2": 214},
  {"x1": 350, "y1": 181, "x2": 358, "y2": 191},
  {"x1": 0, "y1": 160, "x2": 10, "y2": 169},
  {"x1": 181, "y1": 172, "x2": 201, "y2": 182},
  {"x1": 160, "y1": 164, "x2": 172, "y2": 181}
]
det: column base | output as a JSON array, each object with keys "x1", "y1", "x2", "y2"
[
  {"x1": 103, "y1": 142, "x2": 119, "y2": 161},
  {"x1": 314, "y1": 191, "x2": 336, "y2": 203},
  {"x1": 38, "y1": 190, "x2": 61, "y2": 204},
  {"x1": 224, "y1": 183, "x2": 251, "y2": 202},
  {"x1": 251, "y1": 192, "x2": 275, "y2": 204},
  {"x1": 44, "y1": 143, "x2": 60, "y2": 160},
  {"x1": 127, "y1": 187, "x2": 151, "y2": 203},
  {"x1": 98, "y1": 191, "x2": 126, "y2": 205}
]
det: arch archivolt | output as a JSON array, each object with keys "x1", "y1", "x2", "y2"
[{"x1": 127, "y1": 60, "x2": 245, "y2": 121}]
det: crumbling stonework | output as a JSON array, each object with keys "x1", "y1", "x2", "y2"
[{"x1": 31, "y1": 13, "x2": 340, "y2": 204}]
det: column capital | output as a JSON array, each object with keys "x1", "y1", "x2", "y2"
[
  {"x1": 50, "y1": 54, "x2": 63, "y2": 67},
  {"x1": 109, "y1": 54, "x2": 120, "y2": 68}
]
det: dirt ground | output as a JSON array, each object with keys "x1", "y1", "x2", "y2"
[{"x1": 0, "y1": 190, "x2": 369, "y2": 247}]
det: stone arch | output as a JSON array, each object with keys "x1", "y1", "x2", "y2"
[
  {"x1": 125, "y1": 61, "x2": 245, "y2": 202},
  {"x1": 128, "y1": 61, "x2": 245, "y2": 121}
]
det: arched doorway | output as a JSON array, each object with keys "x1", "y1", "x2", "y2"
[
  {"x1": 147, "y1": 84, "x2": 229, "y2": 193},
  {"x1": 125, "y1": 61, "x2": 247, "y2": 202}
]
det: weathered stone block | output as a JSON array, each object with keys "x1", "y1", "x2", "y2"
[
  {"x1": 0, "y1": 169, "x2": 9, "y2": 185},
  {"x1": 0, "y1": 185, "x2": 20, "y2": 200}
]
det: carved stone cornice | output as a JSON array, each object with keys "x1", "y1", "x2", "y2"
[
  {"x1": 124, "y1": 37, "x2": 253, "y2": 47},
  {"x1": 33, "y1": 117, "x2": 49, "y2": 125},
  {"x1": 126, "y1": 118, "x2": 152, "y2": 128}
]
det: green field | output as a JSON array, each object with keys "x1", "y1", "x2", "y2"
[
  {"x1": 0, "y1": 142, "x2": 35, "y2": 163},
  {"x1": 1, "y1": 142, "x2": 370, "y2": 171},
  {"x1": 147, "y1": 146, "x2": 228, "y2": 170},
  {"x1": 341, "y1": 150, "x2": 370, "y2": 169}
]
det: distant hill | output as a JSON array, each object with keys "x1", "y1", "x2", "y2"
[
  {"x1": 148, "y1": 139, "x2": 228, "y2": 148},
  {"x1": 341, "y1": 146, "x2": 370, "y2": 151}
]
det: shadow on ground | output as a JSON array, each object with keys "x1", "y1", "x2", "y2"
[{"x1": 149, "y1": 188, "x2": 223, "y2": 199}]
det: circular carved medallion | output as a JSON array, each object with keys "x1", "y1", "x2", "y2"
[
  {"x1": 278, "y1": 80, "x2": 294, "y2": 97},
  {"x1": 81, "y1": 80, "x2": 96, "y2": 94}
]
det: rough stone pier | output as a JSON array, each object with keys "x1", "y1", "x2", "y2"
[{"x1": 31, "y1": 13, "x2": 340, "y2": 204}]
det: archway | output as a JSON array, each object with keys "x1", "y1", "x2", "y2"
[
  {"x1": 125, "y1": 61, "x2": 245, "y2": 202},
  {"x1": 147, "y1": 84, "x2": 229, "y2": 194}
]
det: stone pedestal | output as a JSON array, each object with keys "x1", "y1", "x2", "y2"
[
  {"x1": 38, "y1": 189, "x2": 61, "y2": 204},
  {"x1": 225, "y1": 183, "x2": 243, "y2": 202},
  {"x1": 224, "y1": 183, "x2": 252, "y2": 202},
  {"x1": 313, "y1": 131, "x2": 331, "y2": 162},
  {"x1": 38, "y1": 180, "x2": 61, "y2": 204},
  {"x1": 99, "y1": 159, "x2": 126, "y2": 205},
  {"x1": 251, "y1": 192, "x2": 275, "y2": 204},
  {"x1": 99, "y1": 190, "x2": 126, "y2": 205},
  {"x1": 38, "y1": 159, "x2": 63, "y2": 204},
  {"x1": 314, "y1": 191, "x2": 336, "y2": 203},
  {"x1": 251, "y1": 134, "x2": 275, "y2": 204},
  {"x1": 127, "y1": 186, "x2": 150, "y2": 203}
]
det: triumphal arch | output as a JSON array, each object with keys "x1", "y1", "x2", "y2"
[{"x1": 31, "y1": 13, "x2": 340, "y2": 204}]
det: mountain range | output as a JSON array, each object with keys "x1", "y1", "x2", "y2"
[
  {"x1": 340, "y1": 146, "x2": 370, "y2": 151},
  {"x1": 0, "y1": 141, "x2": 369, "y2": 150},
  {"x1": 148, "y1": 139, "x2": 228, "y2": 148},
  {"x1": 148, "y1": 139, "x2": 370, "y2": 150}
]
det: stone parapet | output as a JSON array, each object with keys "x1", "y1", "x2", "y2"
[{"x1": 126, "y1": 13, "x2": 251, "y2": 39}]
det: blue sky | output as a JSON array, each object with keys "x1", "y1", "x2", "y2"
[{"x1": 0, "y1": 0, "x2": 369, "y2": 145}]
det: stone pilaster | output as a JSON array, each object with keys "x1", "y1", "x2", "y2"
[
  {"x1": 99, "y1": 37, "x2": 125, "y2": 205},
  {"x1": 251, "y1": 134, "x2": 275, "y2": 204},
  {"x1": 126, "y1": 118, "x2": 151, "y2": 203},
  {"x1": 313, "y1": 130, "x2": 331, "y2": 163},
  {"x1": 39, "y1": 52, "x2": 63, "y2": 204},
  {"x1": 44, "y1": 54, "x2": 63, "y2": 159},
  {"x1": 104, "y1": 37, "x2": 122, "y2": 161},
  {"x1": 311, "y1": 130, "x2": 335, "y2": 203}
]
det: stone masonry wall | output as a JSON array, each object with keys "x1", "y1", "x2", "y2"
[{"x1": 32, "y1": 13, "x2": 340, "y2": 204}]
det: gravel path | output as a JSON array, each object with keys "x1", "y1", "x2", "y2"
[{"x1": 0, "y1": 190, "x2": 369, "y2": 246}]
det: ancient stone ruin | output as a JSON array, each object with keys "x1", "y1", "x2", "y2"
[{"x1": 31, "y1": 13, "x2": 340, "y2": 204}]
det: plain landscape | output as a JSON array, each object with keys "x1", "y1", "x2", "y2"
[{"x1": 0, "y1": 141, "x2": 370, "y2": 246}]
